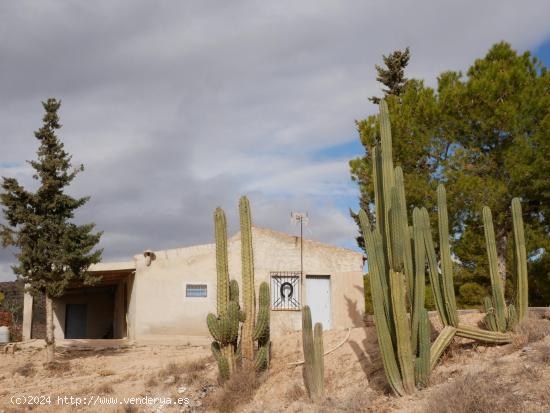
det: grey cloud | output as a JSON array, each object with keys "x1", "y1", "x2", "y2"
[{"x1": 1, "y1": 1, "x2": 549, "y2": 281}]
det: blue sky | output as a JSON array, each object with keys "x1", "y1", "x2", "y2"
[{"x1": 1, "y1": 1, "x2": 549, "y2": 280}]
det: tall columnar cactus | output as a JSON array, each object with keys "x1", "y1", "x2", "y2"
[
  {"x1": 240, "y1": 196, "x2": 256, "y2": 363},
  {"x1": 253, "y1": 281, "x2": 271, "y2": 371},
  {"x1": 357, "y1": 101, "x2": 454, "y2": 396},
  {"x1": 207, "y1": 198, "x2": 271, "y2": 379},
  {"x1": 301, "y1": 306, "x2": 324, "y2": 401},
  {"x1": 512, "y1": 198, "x2": 528, "y2": 321},
  {"x1": 480, "y1": 200, "x2": 528, "y2": 332},
  {"x1": 207, "y1": 208, "x2": 238, "y2": 380},
  {"x1": 358, "y1": 100, "x2": 530, "y2": 395}
]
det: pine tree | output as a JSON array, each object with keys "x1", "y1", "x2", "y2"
[
  {"x1": 1, "y1": 99, "x2": 102, "y2": 361},
  {"x1": 351, "y1": 42, "x2": 550, "y2": 306},
  {"x1": 369, "y1": 47, "x2": 411, "y2": 104}
]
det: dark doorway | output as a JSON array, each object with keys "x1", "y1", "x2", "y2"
[{"x1": 65, "y1": 304, "x2": 87, "y2": 339}]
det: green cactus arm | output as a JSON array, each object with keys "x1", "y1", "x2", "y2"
[
  {"x1": 254, "y1": 344, "x2": 269, "y2": 372},
  {"x1": 363, "y1": 227, "x2": 406, "y2": 396},
  {"x1": 206, "y1": 313, "x2": 223, "y2": 343},
  {"x1": 395, "y1": 167, "x2": 414, "y2": 302},
  {"x1": 415, "y1": 308, "x2": 430, "y2": 388},
  {"x1": 437, "y1": 185, "x2": 459, "y2": 327},
  {"x1": 482, "y1": 296, "x2": 498, "y2": 331},
  {"x1": 229, "y1": 279, "x2": 240, "y2": 303},
  {"x1": 421, "y1": 208, "x2": 450, "y2": 326},
  {"x1": 312, "y1": 322, "x2": 325, "y2": 401},
  {"x1": 411, "y1": 208, "x2": 426, "y2": 355},
  {"x1": 482, "y1": 206, "x2": 507, "y2": 332},
  {"x1": 455, "y1": 324, "x2": 512, "y2": 343},
  {"x1": 214, "y1": 208, "x2": 230, "y2": 317},
  {"x1": 358, "y1": 210, "x2": 392, "y2": 326},
  {"x1": 302, "y1": 306, "x2": 315, "y2": 397},
  {"x1": 389, "y1": 188, "x2": 405, "y2": 272},
  {"x1": 429, "y1": 326, "x2": 456, "y2": 372},
  {"x1": 507, "y1": 304, "x2": 518, "y2": 331},
  {"x1": 511, "y1": 198, "x2": 528, "y2": 321},
  {"x1": 389, "y1": 269, "x2": 416, "y2": 394},
  {"x1": 240, "y1": 196, "x2": 256, "y2": 361},
  {"x1": 211, "y1": 341, "x2": 230, "y2": 380}
]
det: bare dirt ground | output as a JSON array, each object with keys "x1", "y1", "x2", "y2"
[{"x1": 1, "y1": 311, "x2": 550, "y2": 413}]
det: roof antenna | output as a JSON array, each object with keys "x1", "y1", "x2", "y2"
[{"x1": 291, "y1": 212, "x2": 308, "y2": 279}]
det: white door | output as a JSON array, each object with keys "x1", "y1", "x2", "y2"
[{"x1": 305, "y1": 275, "x2": 331, "y2": 329}]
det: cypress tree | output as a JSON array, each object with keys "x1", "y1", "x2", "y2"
[{"x1": 1, "y1": 99, "x2": 102, "y2": 361}]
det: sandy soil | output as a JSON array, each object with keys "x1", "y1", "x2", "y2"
[{"x1": 1, "y1": 312, "x2": 549, "y2": 413}]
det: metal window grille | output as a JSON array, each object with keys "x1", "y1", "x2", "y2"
[
  {"x1": 186, "y1": 284, "x2": 207, "y2": 298},
  {"x1": 270, "y1": 271, "x2": 301, "y2": 310}
]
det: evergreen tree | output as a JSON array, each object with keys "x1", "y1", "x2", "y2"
[
  {"x1": 369, "y1": 47, "x2": 411, "y2": 104},
  {"x1": 1, "y1": 99, "x2": 102, "y2": 361},
  {"x1": 351, "y1": 42, "x2": 550, "y2": 306}
]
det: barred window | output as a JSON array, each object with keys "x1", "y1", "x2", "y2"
[
  {"x1": 186, "y1": 284, "x2": 207, "y2": 298},
  {"x1": 270, "y1": 271, "x2": 301, "y2": 310}
]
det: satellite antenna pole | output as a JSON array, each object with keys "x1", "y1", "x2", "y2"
[{"x1": 291, "y1": 212, "x2": 309, "y2": 279}]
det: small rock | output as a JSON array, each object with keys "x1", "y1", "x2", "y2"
[
  {"x1": 177, "y1": 386, "x2": 187, "y2": 394},
  {"x1": 163, "y1": 375, "x2": 176, "y2": 385},
  {"x1": 477, "y1": 346, "x2": 486, "y2": 353}
]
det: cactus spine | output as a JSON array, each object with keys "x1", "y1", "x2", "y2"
[{"x1": 302, "y1": 306, "x2": 324, "y2": 401}]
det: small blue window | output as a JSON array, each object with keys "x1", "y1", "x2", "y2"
[{"x1": 186, "y1": 284, "x2": 207, "y2": 298}]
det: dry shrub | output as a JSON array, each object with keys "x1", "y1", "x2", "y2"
[
  {"x1": 14, "y1": 362, "x2": 35, "y2": 377},
  {"x1": 320, "y1": 389, "x2": 374, "y2": 413},
  {"x1": 284, "y1": 383, "x2": 305, "y2": 402},
  {"x1": 159, "y1": 357, "x2": 209, "y2": 384},
  {"x1": 44, "y1": 361, "x2": 70, "y2": 376},
  {"x1": 420, "y1": 370, "x2": 521, "y2": 413},
  {"x1": 525, "y1": 343, "x2": 550, "y2": 365},
  {"x1": 516, "y1": 317, "x2": 550, "y2": 343},
  {"x1": 515, "y1": 363, "x2": 543, "y2": 381},
  {"x1": 207, "y1": 365, "x2": 263, "y2": 413},
  {"x1": 145, "y1": 375, "x2": 158, "y2": 387},
  {"x1": 96, "y1": 383, "x2": 114, "y2": 394}
]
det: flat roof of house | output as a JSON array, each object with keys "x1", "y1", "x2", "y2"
[{"x1": 88, "y1": 261, "x2": 136, "y2": 273}]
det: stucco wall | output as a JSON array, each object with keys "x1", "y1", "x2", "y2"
[{"x1": 132, "y1": 226, "x2": 364, "y2": 340}]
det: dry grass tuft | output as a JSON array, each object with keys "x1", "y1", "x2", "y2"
[
  {"x1": 145, "y1": 375, "x2": 159, "y2": 387},
  {"x1": 98, "y1": 369, "x2": 115, "y2": 377},
  {"x1": 516, "y1": 317, "x2": 550, "y2": 343},
  {"x1": 14, "y1": 362, "x2": 36, "y2": 377},
  {"x1": 420, "y1": 369, "x2": 522, "y2": 413},
  {"x1": 284, "y1": 383, "x2": 305, "y2": 402},
  {"x1": 96, "y1": 383, "x2": 115, "y2": 394},
  {"x1": 158, "y1": 357, "x2": 210, "y2": 384},
  {"x1": 44, "y1": 361, "x2": 70, "y2": 376},
  {"x1": 207, "y1": 365, "x2": 263, "y2": 413}
]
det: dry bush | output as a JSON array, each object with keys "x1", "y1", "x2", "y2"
[
  {"x1": 96, "y1": 383, "x2": 114, "y2": 394},
  {"x1": 145, "y1": 375, "x2": 158, "y2": 387},
  {"x1": 516, "y1": 318, "x2": 550, "y2": 343},
  {"x1": 14, "y1": 362, "x2": 35, "y2": 377},
  {"x1": 420, "y1": 370, "x2": 522, "y2": 413},
  {"x1": 44, "y1": 361, "x2": 70, "y2": 376},
  {"x1": 207, "y1": 365, "x2": 263, "y2": 413},
  {"x1": 525, "y1": 343, "x2": 550, "y2": 365},
  {"x1": 320, "y1": 389, "x2": 374, "y2": 413},
  {"x1": 284, "y1": 383, "x2": 305, "y2": 402},
  {"x1": 159, "y1": 357, "x2": 210, "y2": 384}
]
